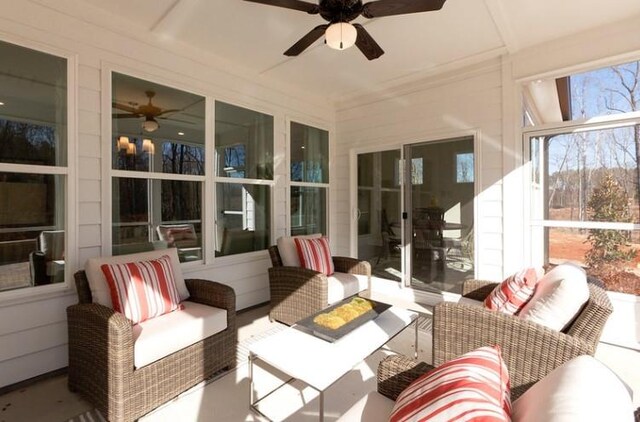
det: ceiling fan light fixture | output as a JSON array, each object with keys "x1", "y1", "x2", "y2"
[
  {"x1": 325, "y1": 22, "x2": 357, "y2": 51},
  {"x1": 142, "y1": 117, "x2": 159, "y2": 133}
]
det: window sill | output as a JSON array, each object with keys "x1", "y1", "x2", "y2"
[{"x1": 0, "y1": 281, "x2": 76, "y2": 308}]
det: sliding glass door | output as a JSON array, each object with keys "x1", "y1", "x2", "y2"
[
  {"x1": 355, "y1": 137, "x2": 475, "y2": 293},
  {"x1": 356, "y1": 149, "x2": 403, "y2": 282},
  {"x1": 405, "y1": 137, "x2": 475, "y2": 293}
]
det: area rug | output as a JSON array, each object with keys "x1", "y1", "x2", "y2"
[{"x1": 65, "y1": 325, "x2": 288, "y2": 422}]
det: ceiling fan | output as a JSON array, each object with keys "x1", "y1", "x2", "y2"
[
  {"x1": 244, "y1": 0, "x2": 447, "y2": 60},
  {"x1": 112, "y1": 91, "x2": 180, "y2": 132}
]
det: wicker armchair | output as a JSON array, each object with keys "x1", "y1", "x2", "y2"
[
  {"x1": 432, "y1": 276, "x2": 613, "y2": 399},
  {"x1": 67, "y1": 271, "x2": 237, "y2": 422},
  {"x1": 267, "y1": 245, "x2": 371, "y2": 325}
]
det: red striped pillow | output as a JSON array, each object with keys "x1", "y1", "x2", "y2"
[
  {"x1": 294, "y1": 237, "x2": 335, "y2": 276},
  {"x1": 484, "y1": 268, "x2": 541, "y2": 315},
  {"x1": 100, "y1": 255, "x2": 183, "y2": 324},
  {"x1": 389, "y1": 346, "x2": 511, "y2": 422}
]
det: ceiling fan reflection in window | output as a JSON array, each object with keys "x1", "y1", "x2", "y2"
[
  {"x1": 112, "y1": 90, "x2": 181, "y2": 132},
  {"x1": 244, "y1": 0, "x2": 447, "y2": 60}
]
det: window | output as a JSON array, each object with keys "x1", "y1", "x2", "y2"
[
  {"x1": 215, "y1": 102, "x2": 273, "y2": 256},
  {"x1": 111, "y1": 72, "x2": 205, "y2": 262},
  {"x1": 290, "y1": 122, "x2": 329, "y2": 236},
  {"x1": 456, "y1": 153, "x2": 474, "y2": 183},
  {"x1": 0, "y1": 40, "x2": 68, "y2": 292},
  {"x1": 525, "y1": 59, "x2": 640, "y2": 296}
]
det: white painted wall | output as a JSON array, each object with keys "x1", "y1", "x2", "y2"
[
  {"x1": 333, "y1": 60, "x2": 505, "y2": 281},
  {"x1": 0, "y1": 1, "x2": 334, "y2": 388}
]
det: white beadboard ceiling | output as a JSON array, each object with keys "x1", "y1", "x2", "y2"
[{"x1": 42, "y1": 0, "x2": 640, "y2": 102}]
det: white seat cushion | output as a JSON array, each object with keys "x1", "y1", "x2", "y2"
[
  {"x1": 132, "y1": 301, "x2": 227, "y2": 368},
  {"x1": 512, "y1": 355, "x2": 634, "y2": 422},
  {"x1": 85, "y1": 248, "x2": 189, "y2": 309},
  {"x1": 336, "y1": 392, "x2": 394, "y2": 422},
  {"x1": 327, "y1": 273, "x2": 369, "y2": 305},
  {"x1": 455, "y1": 296, "x2": 483, "y2": 307},
  {"x1": 518, "y1": 263, "x2": 589, "y2": 331},
  {"x1": 276, "y1": 234, "x2": 321, "y2": 267}
]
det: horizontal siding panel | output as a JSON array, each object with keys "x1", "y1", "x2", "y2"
[
  {"x1": 78, "y1": 246, "x2": 102, "y2": 268},
  {"x1": 78, "y1": 64, "x2": 100, "y2": 91},
  {"x1": 0, "y1": 344, "x2": 68, "y2": 389},
  {"x1": 78, "y1": 180, "x2": 101, "y2": 202},
  {"x1": 0, "y1": 322, "x2": 67, "y2": 363},
  {"x1": 78, "y1": 133, "x2": 101, "y2": 158},
  {"x1": 0, "y1": 293, "x2": 75, "y2": 334},
  {"x1": 78, "y1": 224, "x2": 101, "y2": 248},
  {"x1": 78, "y1": 157, "x2": 101, "y2": 180},
  {"x1": 78, "y1": 87, "x2": 101, "y2": 113},
  {"x1": 78, "y1": 202, "x2": 101, "y2": 225},
  {"x1": 78, "y1": 110, "x2": 100, "y2": 136},
  {"x1": 236, "y1": 287, "x2": 269, "y2": 311}
]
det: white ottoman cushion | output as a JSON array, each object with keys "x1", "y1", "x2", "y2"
[
  {"x1": 518, "y1": 263, "x2": 589, "y2": 331},
  {"x1": 132, "y1": 300, "x2": 227, "y2": 368},
  {"x1": 327, "y1": 273, "x2": 369, "y2": 305},
  {"x1": 512, "y1": 355, "x2": 633, "y2": 422}
]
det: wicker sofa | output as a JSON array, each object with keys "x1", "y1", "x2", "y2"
[
  {"x1": 67, "y1": 252, "x2": 237, "y2": 422},
  {"x1": 432, "y1": 276, "x2": 613, "y2": 399},
  {"x1": 267, "y1": 243, "x2": 371, "y2": 325}
]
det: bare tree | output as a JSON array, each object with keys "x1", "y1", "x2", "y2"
[{"x1": 605, "y1": 62, "x2": 640, "y2": 215}]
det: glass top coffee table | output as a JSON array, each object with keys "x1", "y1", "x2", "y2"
[{"x1": 248, "y1": 306, "x2": 418, "y2": 421}]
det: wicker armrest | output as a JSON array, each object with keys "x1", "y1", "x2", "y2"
[
  {"x1": 433, "y1": 302, "x2": 593, "y2": 399},
  {"x1": 185, "y1": 279, "x2": 236, "y2": 312},
  {"x1": 333, "y1": 256, "x2": 371, "y2": 276},
  {"x1": 461, "y1": 279, "x2": 498, "y2": 301},
  {"x1": 268, "y1": 266, "x2": 328, "y2": 325},
  {"x1": 67, "y1": 303, "x2": 134, "y2": 390},
  {"x1": 377, "y1": 354, "x2": 435, "y2": 401}
]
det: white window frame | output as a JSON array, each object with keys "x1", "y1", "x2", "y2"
[
  {"x1": 286, "y1": 118, "x2": 330, "y2": 237},
  {"x1": 0, "y1": 38, "x2": 77, "y2": 304},
  {"x1": 213, "y1": 100, "x2": 276, "y2": 259},
  {"x1": 103, "y1": 67, "x2": 207, "y2": 267},
  {"x1": 523, "y1": 115, "x2": 640, "y2": 267}
]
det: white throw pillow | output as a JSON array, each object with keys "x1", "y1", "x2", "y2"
[
  {"x1": 518, "y1": 263, "x2": 589, "y2": 331},
  {"x1": 276, "y1": 233, "x2": 322, "y2": 267},
  {"x1": 84, "y1": 248, "x2": 189, "y2": 309},
  {"x1": 512, "y1": 355, "x2": 633, "y2": 422}
]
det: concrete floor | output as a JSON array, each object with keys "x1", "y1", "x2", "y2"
[{"x1": 0, "y1": 296, "x2": 638, "y2": 421}]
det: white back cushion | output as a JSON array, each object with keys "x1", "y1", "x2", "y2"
[
  {"x1": 132, "y1": 301, "x2": 227, "y2": 368},
  {"x1": 518, "y1": 263, "x2": 589, "y2": 331},
  {"x1": 512, "y1": 355, "x2": 633, "y2": 422},
  {"x1": 85, "y1": 248, "x2": 189, "y2": 308},
  {"x1": 276, "y1": 233, "x2": 321, "y2": 267}
]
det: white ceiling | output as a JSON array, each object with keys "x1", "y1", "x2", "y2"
[{"x1": 64, "y1": 0, "x2": 640, "y2": 101}]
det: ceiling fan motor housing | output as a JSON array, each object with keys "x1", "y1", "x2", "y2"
[{"x1": 319, "y1": 0, "x2": 363, "y2": 23}]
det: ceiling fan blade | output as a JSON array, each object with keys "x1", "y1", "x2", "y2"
[
  {"x1": 353, "y1": 24, "x2": 385, "y2": 60},
  {"x1": 284, "y1": 25, "x2": 329, "y2": 56},
  {"x1": 112, "y1": 113, "x2": 142, "y2": 119},
  {"x1": 362, "y1": 0, "x2": 446, "y2": 18},
  {"x1": 156, "y1": 109, "x2": 182, "y2": 117},
  {"x1": 112, "y1": 102, "x2": 139, "y2": 113},
  {"x1": 243, "y1": 0, "x2": 319, "y2": 14}
]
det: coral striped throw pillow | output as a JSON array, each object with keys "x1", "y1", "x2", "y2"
[
  {"x1": 390, "y1": 346, "x2": 511, "y2": 422},
  {"x1": 294, "y1": 237, "x2": 335, "y2": 276},
  {"x1": 484, "y1": 267, "x2": 542, "y2": 315},
  {"x1": 100, "y1": 255, "x2": 183, "y2": 324}
]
